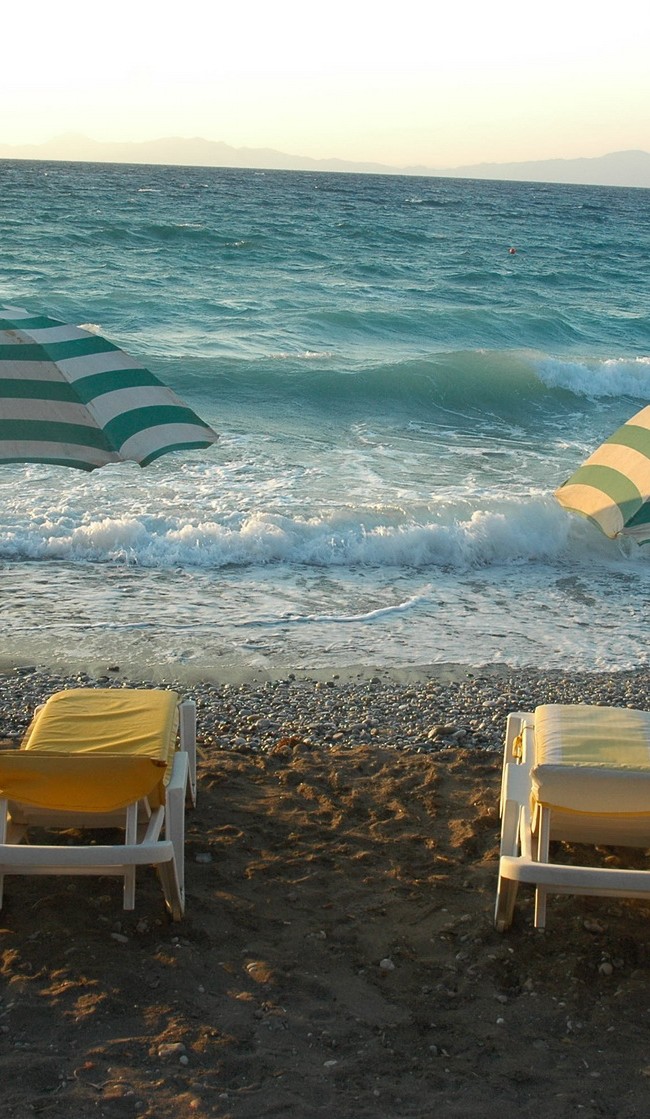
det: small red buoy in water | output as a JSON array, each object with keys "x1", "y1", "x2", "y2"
[{"x1": 508, "y1": 246, "x2": 517, "y2": 254}]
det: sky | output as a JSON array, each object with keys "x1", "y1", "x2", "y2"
[{"x1": 2, "y1": 0, "x2": 649, "y2": 169}]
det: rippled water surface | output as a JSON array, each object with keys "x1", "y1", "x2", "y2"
[{"x1": 1, "y1": 162, "x2": 649, "y2": 677}]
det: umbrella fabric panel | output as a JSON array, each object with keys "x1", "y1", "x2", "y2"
[
  {"x1": 0, "y1": 305, "x2": 217, "y2": 470},
  {"x1": 0, "y1": 335, "x2": 120, "y2": 364},
  {"x1": 119, "y1": 416, "x2": 224, "y2": 466},
  {"x1": 555, "y1": 405, "x2": 650, "y2": 541}
]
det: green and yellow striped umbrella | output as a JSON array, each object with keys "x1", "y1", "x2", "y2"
[
  {"x1": 555, "y1": 405, "x2": 650, "y2": 542},
  {"x1": 0, "y1": 304, "x2": 217, "y2": 470}
]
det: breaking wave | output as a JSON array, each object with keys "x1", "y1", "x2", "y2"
[{"x1": 0, "y1": 494, "x2": 640, "y2": 572}]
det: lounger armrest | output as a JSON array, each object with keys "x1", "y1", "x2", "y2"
[
  {"x1": 178, "y1": 700, "x2": 197, "y2": 806},
  {"x1": 167, "y1": 750, "x2": 189, "y2": 795}
]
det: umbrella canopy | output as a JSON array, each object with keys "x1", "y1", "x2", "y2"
[
  {"x1": 0, "y1": 304, "x2": 217, "y2": 470},
  {"x1": 555, "y1": 404, "x2": 650, "y2": 542}
]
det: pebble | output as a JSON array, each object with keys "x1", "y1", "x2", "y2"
[
  {"x1": 3, "y1": 665, "x2": 650, "y2": 757},
  {"x1": 158, "y1": 1042, "x2": 187, "y2": 1059},
  {"x1": 584, "y1": 919, "x2": 606, "y2": 934}
]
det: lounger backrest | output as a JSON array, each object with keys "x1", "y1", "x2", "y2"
[
  {"x1": 0, "y1": 752, "x2": 169, "y2": 812},
  {"x1": 1, "y1": 687, "x2": 181, "y2": 812},
  {"x1": 532, "y1": 704, "x2": 650, "y2": 816}
]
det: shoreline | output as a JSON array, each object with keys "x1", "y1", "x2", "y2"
[
  {"x1": 2, "y1": 659, "x2": 650, "y2": 753},
  {"x1": 3, "y1": 650, "x2": 649, "y2": 689},
  {"x1": 0, "y1": 654, "x2": 512, "y2": 688}
]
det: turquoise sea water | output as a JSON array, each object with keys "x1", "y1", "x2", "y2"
[{"x1": 0, "y1": 160, "x2": 649, "y2": 678}]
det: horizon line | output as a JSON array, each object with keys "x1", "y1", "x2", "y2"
[{"x1": 0, "y1": 135, "x2": 649, "y2": 188}]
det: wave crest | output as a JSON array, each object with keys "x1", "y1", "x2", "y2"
[
  {"x1": 199, "y1": 349, "x2": 650, "y2": 426},
  {"x1": 535, "y1": 355, "x2": 650, "y2": 398},
  {"x1": 0, "y1": 496, "x2": 631, "y2": 572}
]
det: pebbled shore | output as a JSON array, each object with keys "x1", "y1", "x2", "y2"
[
  {"x1": 2, "y1": 663, "x2": 650, "y2": 752},
  {"x1": 4, "y1": 663, "x2": 650, "y2": 1117}
]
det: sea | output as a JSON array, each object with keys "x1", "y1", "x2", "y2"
[{"x1": 0, "y1": 159, "x2": 649, "y2": 682}]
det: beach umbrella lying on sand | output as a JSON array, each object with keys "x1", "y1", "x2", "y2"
[
  {"x1": 555, "y1": 404, "x2": 650, "y2": 542},
  {"x1": 0, "y1": 304, "x2": 217, "y2": 470}
]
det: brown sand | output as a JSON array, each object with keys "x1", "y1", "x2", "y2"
[{"x1": 2, "y1": 734, "x2": 650, "y2": 1119}]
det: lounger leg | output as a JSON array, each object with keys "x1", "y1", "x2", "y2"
[
  {"x1": 495, "y1": 797, "x2": 521, "y2": 931},
  {"x1": 533, "y1": 806, "x2": 551, "y2": 930},
  {"x1": 160, "y1": 752, "x2": 188, "y2": 919},
  {"x1": 122, "y1": 802, "x2": 139, "y2": 910},
  {"x1": 495, "y1": 873, "x2": 519, "y2": 933}
]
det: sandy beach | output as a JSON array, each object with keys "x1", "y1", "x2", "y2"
[{"x1": 2, "y1": 663, "x2": 650, "y2": 1118}]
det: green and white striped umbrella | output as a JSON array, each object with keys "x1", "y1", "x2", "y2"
[
  {"x1": 555, "y1": 404, "x2": 650, "y2": 542},
  {"x1": 0, "y1": 304, "x2": 217, "y2": 470}
]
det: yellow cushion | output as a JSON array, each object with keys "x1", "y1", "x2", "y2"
[
  {"x1": 0, "y1": 753, "x2": 170, "y2": 813},
  {"x1": 0, "y1": 689, "x2": 180, "y2": 813},
  {"x1": 23, "y1": 688, "x2": 179, "y2": 759},
  {"x1": 532, "y1": 704, "x2": 650, "y2": 815}
]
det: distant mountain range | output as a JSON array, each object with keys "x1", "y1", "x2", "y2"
[
  {"x1": 447, "y1": 149, "x2": 650, "y2": 188},
  {"x1": 1, "y1": 133, "x2": 649, "y2": 188}
]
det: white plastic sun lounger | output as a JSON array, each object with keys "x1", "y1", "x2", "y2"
[
  {"x1": 496, "y1": 704, "x2": 650, "y2": 931},
  {"x1": 0, "y1": 688, "x2": 197, "y2": 920}
]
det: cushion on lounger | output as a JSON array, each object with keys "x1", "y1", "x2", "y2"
[
  {"x1": 0, "y1": 753, "x2": 171, "y2": 813},
  {"x1": 0, "y1": 689, "x2": 180, "y2": 812},
  {"x1": 532, "y1": 703, "x2": 650, "y2": 816}
]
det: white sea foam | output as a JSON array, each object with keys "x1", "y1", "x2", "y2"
[
  {"x1": 0, "y1": 495, "x2": 632, "y2": 572},
  {"x1": 248, "y1": 587, "x2": 432, "y2": 626},
  {"x1": 270, "y1": 350, "x2": 335, "y2": 360},
  {"x1": 535, "y1": 355, "x2": 650, "y2": 398}
]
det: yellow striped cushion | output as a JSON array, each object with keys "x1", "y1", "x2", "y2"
[
  {"x1": 532, "y1": 704, "x2": 650, "y2": 815},
  {"x1": 0, "y1": 688, "x2": 180, "y2": 812}
]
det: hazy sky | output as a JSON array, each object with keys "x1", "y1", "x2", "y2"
[{"x1": 3, "y1": 0, "x2": 649, "y2": 167}]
